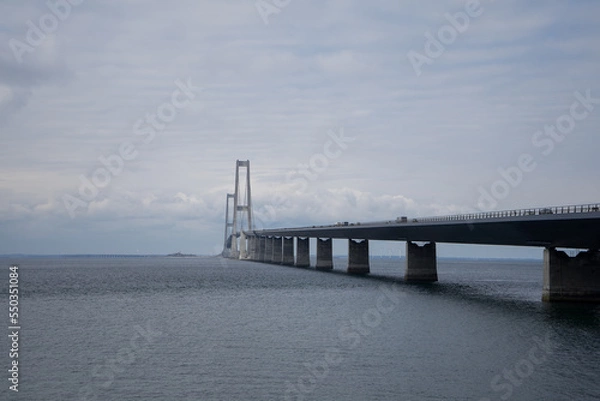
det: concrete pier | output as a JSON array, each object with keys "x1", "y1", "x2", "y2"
[
  {"x1": 405, "y1": 241, "x2": 438, "y2": 282},
  {"x1": 264, "y1": 236, "x2": 273, "y2": 263},
  {"x1": 282, "y1": 237, "x2": 295, "y2": 265},
  {"x1": 258, "y1": 236, "x2": 266, "y2": 262},
  {"x1": 347, "y1": 239, "x2": 370, "y2": 274},
  {"x1": 246, "y1": 235, "x2": 255, "y2": 260},
  {"x1": 543, "y1": 248, "x2": 600, "y2": 302},
  {"x1": 253, "y1": 236, "x2": 260, "y2": 261},
  {"x1": 316, "y1": 238, "x2": 333, "y2": 271},
  {"x1": 296, "y1": 237, "x2": 310, "y2": 267},
  {"x1": 272, "y1": 236, "x2": 282, "y2": 264},
  {"x1": 239, "y1": 232, "x2": 247, "y2": 259}
]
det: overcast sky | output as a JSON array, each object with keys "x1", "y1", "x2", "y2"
[{"x1": 1, "y1": 0, "x2": 599, "y2": 257}]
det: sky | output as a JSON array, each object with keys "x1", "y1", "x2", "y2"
[{"x1": 1, "y1": 0, "x2": 599, "y2": 257}]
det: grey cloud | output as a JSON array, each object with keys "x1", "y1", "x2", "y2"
[{"x1": 1, "y1": 1, "x2": 599, "y2": 254}]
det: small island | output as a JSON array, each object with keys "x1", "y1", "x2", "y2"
[{"x1": 166, "y1": 252, "x2": 197, "y2": 257}]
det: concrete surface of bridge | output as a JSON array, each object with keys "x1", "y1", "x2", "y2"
[{"x1": 238, "y1": 204, "x2": 600, "y2": 303}]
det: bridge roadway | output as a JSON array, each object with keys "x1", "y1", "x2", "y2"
[
  {"x1": 238, "y1": 204, "x2": 600, "y2": 303},
  {"x1": 250, "y1": 207, "x2": 600, "y2": 250}
]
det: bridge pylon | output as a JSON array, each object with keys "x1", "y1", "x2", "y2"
[{"x1": 222, "y1": 160, "x2": 253, "y2": 258}]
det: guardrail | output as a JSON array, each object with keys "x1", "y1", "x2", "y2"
[{"x1": 415, "y1": 203, "x2": 600, "y2": 223}]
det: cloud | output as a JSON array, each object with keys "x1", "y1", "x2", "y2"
[{"x1": 1, "y1": 0, "x2": 599, "y2": 254}]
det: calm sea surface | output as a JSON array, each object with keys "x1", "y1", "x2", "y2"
[{"x1": 1, "y1": 256, "x2": 599, "y2": 400}]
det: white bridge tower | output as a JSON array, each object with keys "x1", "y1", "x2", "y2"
[{"x1": 222, "y1": 160, "x2": 253, "y2": 258}]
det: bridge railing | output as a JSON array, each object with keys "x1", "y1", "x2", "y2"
[{"x1": 414, "y1": 203, "x2": 600, "y2": 224}]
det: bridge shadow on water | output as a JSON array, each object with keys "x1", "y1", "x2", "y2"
[{"x1": 266, "y1": 260, "x2": 600, "y2": 330}]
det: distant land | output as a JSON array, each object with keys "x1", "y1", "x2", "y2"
[
  {"x1": 166, "y1": 252, "x2": 197, "y2": 257},
  {"x1": 0, "y1": 253, "x2": 198, "y2": 258}
]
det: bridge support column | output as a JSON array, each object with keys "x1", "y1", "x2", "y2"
[
  {"x1": 543, "y1": 248, "x2": 600, "y2": 303},
  {"x1": 264, "y1": 236, "x2": 273, "y2": 263},
  {"x1": 246, "y1": 235, "x2": 255, "y2": 260},
  {"x1": 252, "y1": 236, "x2": 259, "y2": 261},
  {"x1": 296, "y1": 237, "x2": 310, "y2": 267},
  {"x1": 272, "y1": 236, "x2": 283, "y2": 264},
  {"x1": 405, "y1": 241, "x2": 438, "y2": 282},
  {"x1": 282, "y1": 237, "x2": 295, "y2": 265},
  {"x1": 239, "y1": 232, "x2": 247, "y2": 259},
  {"x1": 250, "y1": 236, "x2": 259, "y2": 261},
  {"x1": 347, "y1": 239, "x2": 369, "y2": 274},
  {"x1": 316, "y1": 238, "x2": 333, "y2": 271},
  {"x1": 258, "y1": 236, "x2": 266, "y2": 262}
]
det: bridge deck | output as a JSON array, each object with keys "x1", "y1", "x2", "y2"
[{"x1": 250, "y1": 205, "x2": 600, "y2": 249}]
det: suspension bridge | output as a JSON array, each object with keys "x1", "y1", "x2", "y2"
[{"x1": 222, "y1": 160, "x2": 600, "y2": 303}]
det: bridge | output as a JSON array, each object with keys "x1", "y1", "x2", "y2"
[{"x1": 222, "y1": 160, "x2": 600, "y2": 303}]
